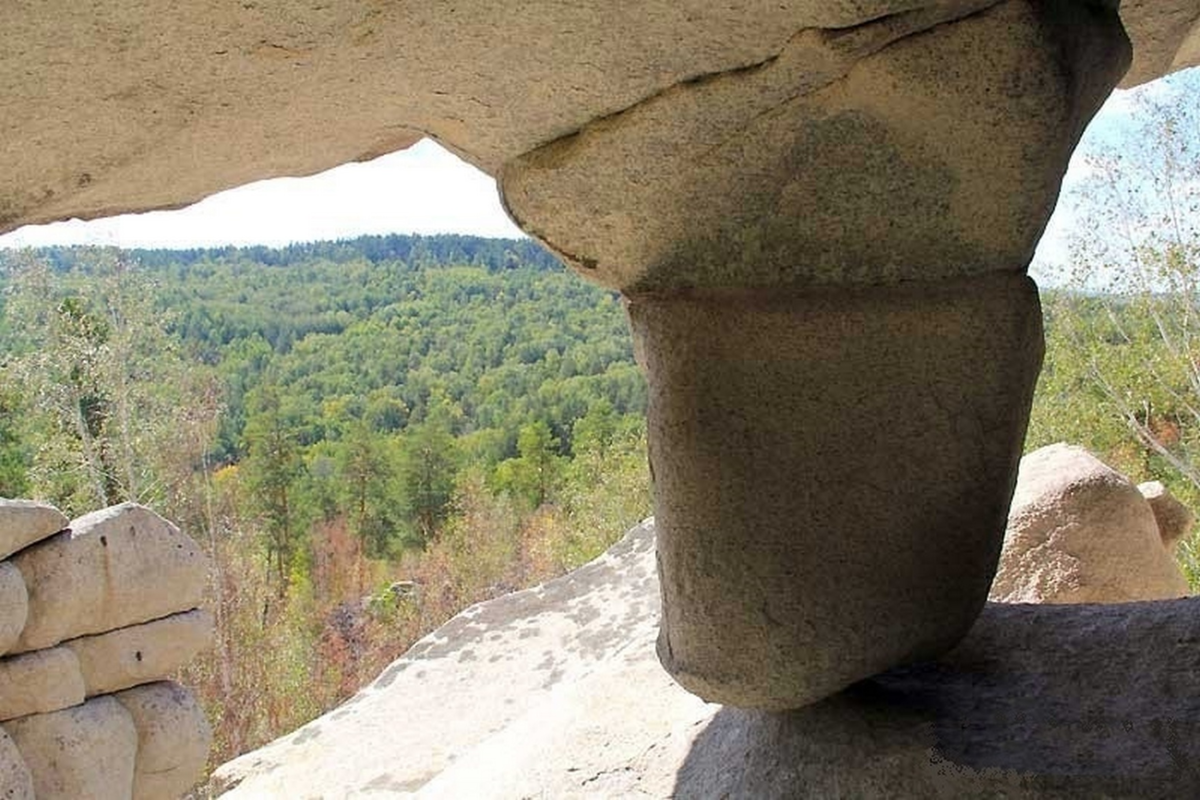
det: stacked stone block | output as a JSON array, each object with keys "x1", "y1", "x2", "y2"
[{"x1": 0, "y1": 500, "x2": 212, "y2": 799}]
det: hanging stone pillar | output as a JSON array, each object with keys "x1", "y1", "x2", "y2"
[{"x1": 501, "y1": 0, "x2": 1131, "y2": 709}]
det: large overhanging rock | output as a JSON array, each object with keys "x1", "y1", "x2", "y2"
[
  {"x1": 502, "y1": 1, "x2": 1124, "y2": 290},
  {"x1": 513, "y1": 0, "x2": 1127, "y2": 708},
  {"x1": 0, "y1": 0, "x2": 1196, "y2": 235}
]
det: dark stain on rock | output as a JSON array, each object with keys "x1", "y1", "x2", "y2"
[
  {"x1": 291, "y1": 724, "x2": 321, "y2": 746},
  {"x1": 363, "y1": 772, "x2": 433, "y2": 793},
  {"x1": 373, "y1": 661, "x2": 408, "y2": 689}
]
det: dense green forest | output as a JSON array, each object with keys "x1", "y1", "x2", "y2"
[
  {"x1": 0, "y1": 235, "x2": 645, "y2": 540},
  {"x1": 3, "y1": 225, "x2": 1199, "y2": 772}
]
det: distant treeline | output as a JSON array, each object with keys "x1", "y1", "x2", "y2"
[{"x1": 2, "y1": 233, "x2": 563, "y2": 274}]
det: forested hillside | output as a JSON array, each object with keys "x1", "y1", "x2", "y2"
[
  {"x1": 0, "y1": 235, "x2": 651, "y2": 766},
  {"x1": 2, "y1": 226, "x2": 1199, "y2": 774}
]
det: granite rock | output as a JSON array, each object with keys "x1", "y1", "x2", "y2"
[
  {"x1": 991, "y1": 443, "x2": 1190, "y2": 604},
  {"x1": 11, "y1": 503, "x2": 209, "y2": 652}
]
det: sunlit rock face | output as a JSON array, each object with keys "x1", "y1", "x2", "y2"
[
  {"x1": 991, "y1": 443, "x2": 1191, "y2": 604},
  {"x1": 213, "y1": 521, "x2": 1200, "y2": 799}
]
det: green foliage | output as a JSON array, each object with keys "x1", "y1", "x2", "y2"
[
  {"x1": 0, "y1": 379, "x2": 29, "y2": 497},
  {"x1": 399, "y1": 405, "x2": 460, "y2": 546},
  {"x1": 0, "y1": 250, "x2": 204, "y2": 515},
  {"x1": 242, "y1": 379, "x2": 308, "y2": 587},
  {"x1": 0, "y1": 233, "x2": 646, "y2": 546},
  {"x1": 494, "y1": 420, "x2": 565, "y2": 509},
  {"x1": 1, "y1": 234, "x2": 655, "y2": 772},
  {"x1": 1029, "y1": 69, "x2": 1200, "y2": 587}
]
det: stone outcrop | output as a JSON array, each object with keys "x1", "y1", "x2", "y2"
[
  {"x1": 10, "y1": 503, "x2": 208, "y2": 653},
  {"x1": 0, "y1": 648, "x2": 85, "y2": 722},
  {"x1": 213, "y1": 520, "x2": 1200, "y2": 798},
  {"x1": 115, "y1": 683, "x2": 212, "y2": 800},
  {"x1": 6, "y1": 0, "x2": 1200, "y2": 734},
  {"x1": 0, "y1": 502, "x2": 68, "y2": 562},
  {"x1": 0, "y1": 499, "x2": 213, "y2": 800},
  {"x1": 991, "y1": 443, "x2": 1191, "y2": 604},
  {"x1": 0, "y1": 726, "x2": 34, "y2": 800},
  {"x1": 5, "y1": 697, "x2": 139, "y2": 800}
]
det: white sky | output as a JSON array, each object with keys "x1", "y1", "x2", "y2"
[
  {"x1": 0, "y1": 139, "x2": 524, "y2": 250},
  {"x1": 0, "y1": 80, "x2": 1173, "y2": 266}
]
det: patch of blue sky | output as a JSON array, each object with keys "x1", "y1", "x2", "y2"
[{"x1": 1032, "y1": 65, "x2": 1200, "y2": 287}]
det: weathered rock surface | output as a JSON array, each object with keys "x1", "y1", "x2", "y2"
[
  {"x1": 10, "y1": 503, "x2": 209, "y2": 653},
  {"x1": 65, "y1": 609, "x2": 215, "y2": 697},
  {"x1": 213, "y1": 520, "x2": 1200, "y2": 798},
  {"x1": 0, "y1": 564, "x2": 27, "y2": 656},
  {"x1": 0, "y1": 499, "x2": 212, "y2": 796},
  {"x1": 1, "y1": 1, "x2": 1196, "y2": 238},
  {"x1": 3, "y1": 696, "x2": 138, "y2": 800},
  {"x1": 0, "y1": 500, "x2": 67, "y2": 562},
  {"x1": 116, "y1": 681, "x2": 212, "y2": 800},
  {"x1": 0, "y1": 726, "x2": 34, "y2": 800},
  {"x1": 0, "y1": 647, "x2": 84, "y2": 722},
  {"x1": 212, "y1": 520, "x2": 663, "y2": 796},
  {"x1": 502, "y1": 0, "x2": 1126, "y2": 711},
  {"x1": 634, "y1": 275, "x2": 1042, "y2": 708},
  {"x1": 1139, "y1": 479, "x2": 1194, "y2": 552},
  {"x1": 991, "y1": 443, "x2": 1191, "y2": 604}
]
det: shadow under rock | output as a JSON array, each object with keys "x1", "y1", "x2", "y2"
[{"x1": 674, "y1": 599, "x2": 1200, "y2": 799}]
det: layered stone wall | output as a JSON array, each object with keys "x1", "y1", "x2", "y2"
[{"x1": 0, "y1": 500, "x2": 212, "y2": 800}]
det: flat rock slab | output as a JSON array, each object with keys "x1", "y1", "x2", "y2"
[
  {"x1": 212, "y1": 520, "x2": 662, "y2": 796},
  {"x1": 213, "y1": 520, "x2": 1200, "y2": 798},
  {"x1": 1, "y1": 1, "x2": 1195, "y2": 238}
]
